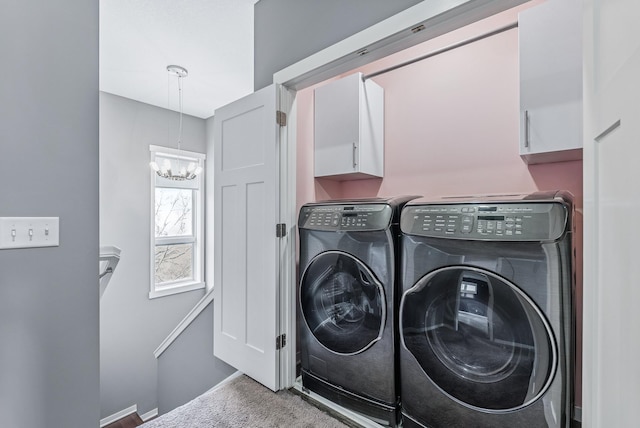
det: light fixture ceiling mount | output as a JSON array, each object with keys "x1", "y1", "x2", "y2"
[{"x1": 167, "y1": 64, "x2": 188, "y2": 78}]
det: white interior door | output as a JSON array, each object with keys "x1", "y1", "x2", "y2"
[
  {"x1": 583, "y1": 0, "x2": 640, "y2": 425},
  {"x1": 212, "y1": 84, "x2": 280, "y2": 391}
]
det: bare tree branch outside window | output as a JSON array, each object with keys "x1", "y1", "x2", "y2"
[{"x1": 154, "y1": 188, "x2": 194, "y2": 284}]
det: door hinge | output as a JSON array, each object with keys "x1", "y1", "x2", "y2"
[
  {"x1": 276, "y1": 334, "x2": 287, "y2": 350},
  {"x1": 276, "y1": 223, "x2": 287, "y2": 238},
  {"x1": 276, "y1": 110, "x2": 287, "y2": 126}
]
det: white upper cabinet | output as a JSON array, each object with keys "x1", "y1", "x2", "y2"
[
  {"x1": 518, "y1": 0, "x2": 582, "y2": 164},
  {"x1": 314, "y1": 72, "x2": 384, "y2": 180}
]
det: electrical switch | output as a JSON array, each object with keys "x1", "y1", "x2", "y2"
[{"x1": 0, "y1": 217, "x2": 59, "y2": 249}]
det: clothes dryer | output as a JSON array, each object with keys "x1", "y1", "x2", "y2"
[
  {"x1": 399, "y1": 191, "x2": 574, "y2": 428},
  {"x1": 298, "y1": 196, "x2": 417, "y2": 427}
]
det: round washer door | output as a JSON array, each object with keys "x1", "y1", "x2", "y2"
[
  {"x1": 300, "y1": 251, "x2": 386, "y2": 355},
  {"x1": 401, "y1": 266, "x2": 557, "y2": 412}
]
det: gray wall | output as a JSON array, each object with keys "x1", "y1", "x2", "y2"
[
  {"x1": 253, "y1": 0, "x2": 422, "y2": 90},
  {"x1": 0, "y1": 1, "x2": 99, "y2": 428},
  {"x1": 157, "y1": 301, "x2": 236, "y2": 415},
  {"x1": 99, "y1": 92, "x2": 206, "y2": 419}
]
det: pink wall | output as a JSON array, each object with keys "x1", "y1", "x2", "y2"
[{"x1": 296, "y1": 1, "x2": 582, "y2": 407}]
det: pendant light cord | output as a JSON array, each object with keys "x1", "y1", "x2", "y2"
[
  {"x1": 152, "y1": 65, "x2": 198, "y2": 180},
  {"x1": 177, "y1": 74, "x2": 184, "y2": 151}
]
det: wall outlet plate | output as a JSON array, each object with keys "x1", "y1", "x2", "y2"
[{"x1": 0, "y1": 217, "x2": 59, "y2": 249}]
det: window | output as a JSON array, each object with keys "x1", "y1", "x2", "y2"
[{"x1": 149, "y1": 145, "x2": 206, "y2": 298}]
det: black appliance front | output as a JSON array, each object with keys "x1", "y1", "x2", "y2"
[
  {"x1": 301, "y1": 251, "x2": 386, "y2": 356},
  {"x1": 399, "y1": 195, "x2": 573, "y2": 428},
  {"x1": 298, "y1": 197, "x2": 416, "y2": 427}
]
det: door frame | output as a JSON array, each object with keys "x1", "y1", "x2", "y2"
[{"x1": 272, "y1": 0, "x2": 532, "y2": 388}]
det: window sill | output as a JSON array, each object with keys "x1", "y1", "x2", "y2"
[{"x1": 149, "y1": 281, "x2": 205, "y2": 299}]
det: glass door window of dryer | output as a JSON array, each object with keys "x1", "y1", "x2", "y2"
[
  {"x1": 401, "y1": 266, "x2": 556, "y2": 412},
  {"x1": 301, "y1": 251, "x2": 386, "y2": 355}
]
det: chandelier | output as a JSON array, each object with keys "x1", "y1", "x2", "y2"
[{"x1": 149, "y1": 65, "x2": 203, "y2": 181}]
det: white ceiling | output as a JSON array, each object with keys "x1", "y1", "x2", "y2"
[{"x1": 100, "y1": 0, "x2": 258, "y2": 119}]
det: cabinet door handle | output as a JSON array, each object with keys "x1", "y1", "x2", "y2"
[
  {"x1": 352, "y1": 142, "x2": 358, "y2": 168},
  {"x1": 524, "y1": 110, "x2": 530, "y2": 148}
]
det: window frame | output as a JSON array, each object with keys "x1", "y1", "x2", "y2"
[{"x1": 149, "y1": 145, "x2": 206, "y2": 299}]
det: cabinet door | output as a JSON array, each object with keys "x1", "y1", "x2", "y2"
[
  {"x1": 519, "y1": 0, "x2": 582, "y2": 163},
  {"x1": 314, "y1": 73, "x2": 361, "y2": 177}
]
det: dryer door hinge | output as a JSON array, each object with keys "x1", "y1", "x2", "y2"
[
  {"x1": 276, "y1": 110, "x2": 287, "y2": 126},
  {"x1": 276, "y1": 334, "x2": 287, "y2": 350},
  {"x1": 276, "y1": 223, "x2": 287, "y2": 238}
]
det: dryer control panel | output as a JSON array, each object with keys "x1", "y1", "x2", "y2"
[
  {"x1": 401, "y1": 202, "x2": 568, "y2": 241},
  {"x1": 299, "y1": 203, "x2": 392, "y2": 231}
]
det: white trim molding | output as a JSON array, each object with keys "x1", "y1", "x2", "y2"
[
  {"x1": 273, "y1": 0, "x2": 528, "y2": 90},
  {"x1": 149, "y1": 144, "x2": 206, "y2": 160},
  {"x1": 140, "y1": 408, "x2": 159, "y2": 422},
  {"x1": 149, "y1": 280, "x2": 205, "y2": 300},
  {"x1": 100, "y1": 404, "x2": 137, "y2": 428},
  {"x1": 206, "y1": 371, "x2": 243, "y2": 394},
  {"x1": 154, "y1": 287, "x2": 215, "y2": 357}
]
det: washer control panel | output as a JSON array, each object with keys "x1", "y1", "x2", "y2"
[
  {"x1": 299, "y1": 203, "x2": 392, "y2": 231},
  {"x1": 401, "y1": 202, "x2": 568, "y2": 241}
]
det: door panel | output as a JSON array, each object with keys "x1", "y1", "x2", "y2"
[
  {"x1": 584, "y1": 0, "x2": 640, "y2": 424},
  {"x1": 213, "y1": 85, "x2": 279, "y2": 391},
  {"x1": 220, "y1": 184, "x2": 241, "y2": 340}
]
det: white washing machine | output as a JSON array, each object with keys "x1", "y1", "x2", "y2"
[{"x1": 399, "y1": 191, "x2": 574, "y2": 427}]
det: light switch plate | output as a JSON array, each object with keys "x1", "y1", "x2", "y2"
[{"x1": 0, "y1": 217, "x2": 59, "y2": 249}]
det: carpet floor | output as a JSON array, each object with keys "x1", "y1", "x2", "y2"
[{"x1": 141, "y1": 375, "x2": 350, "y2": 428}]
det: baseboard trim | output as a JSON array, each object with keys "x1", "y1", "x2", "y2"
[
  {"x1": 100, "y1": 404, "x2": 137, "y2": 427},
  {"x1": 140, "y1": 408, "x2": 158, "y2": 422},
  {"x1": 206, "y1": 370, "x2": 243, "y2": 394}
]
